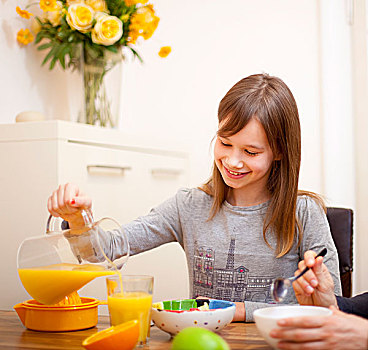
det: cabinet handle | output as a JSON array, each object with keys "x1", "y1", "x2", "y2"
[
  {"x1": 87, "y1": 165, "x2": 132, "y2": 176},
  {"x1": 151, "y1": 168, "x2": 183, "y2": 177}
]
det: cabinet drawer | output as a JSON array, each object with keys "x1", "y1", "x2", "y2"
[{"x1": 59, "y1": 142, "x2": 189, "y2": 221}]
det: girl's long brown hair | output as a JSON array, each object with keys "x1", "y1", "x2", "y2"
[{"x1": 200, "y1": 73, "x2": 324, "y2": 257}]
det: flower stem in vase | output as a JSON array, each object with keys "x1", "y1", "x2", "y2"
[{"x1": 81, "y1": 46, "x2": 121, "y2": 128}]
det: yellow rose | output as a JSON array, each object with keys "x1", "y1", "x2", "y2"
[
  {"x1": 46, "y1": 1, "x2": 63, "y2": 26},
  {"x1": 124, "y1": 0, "x2": 148, "y2": 6},
  {"x1": 85, "y1": 0, "x2": 107, "y2": 12},
  {"x1": 66, "y1": 0, "x2": 84, "y2": 6},
  {"x1": 92, "y1": 13, "x2": 123, "y2": 46},
  {"x1": 66, "y1": 3, "x2": 94, "y2": 33}
]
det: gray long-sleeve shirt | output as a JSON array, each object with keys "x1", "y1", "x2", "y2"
[{"x1": 100, "y1": 187, "x2": 342, "y2": 322}]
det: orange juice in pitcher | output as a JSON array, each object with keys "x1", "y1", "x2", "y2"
[
  {"x1": 18, "y1": 263, "x2": 116, "y2": 305},
  {"x1": 17, "y1": 211, "x2": 129, "y2": 305}
]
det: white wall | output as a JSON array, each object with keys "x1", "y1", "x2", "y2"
[
  {"x1": 1, "y1": 0, "x2": 323, "y2": 189},
  {"x1": 2, "y1": 1, "x2": 366, "y2": 292}
]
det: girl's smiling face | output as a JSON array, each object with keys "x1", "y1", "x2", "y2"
[{"x1": 214, "y1": 117, "x2": 277, "y2": 206}]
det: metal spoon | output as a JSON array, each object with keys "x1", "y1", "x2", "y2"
[{"x1": 270, "y1": 248, "x2": 327, "y2": 302}]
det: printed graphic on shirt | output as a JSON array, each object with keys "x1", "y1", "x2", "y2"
[{"x1": 193, "y1": 237, "x2": 273, "y2": 302}]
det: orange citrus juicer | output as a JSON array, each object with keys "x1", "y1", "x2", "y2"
[
  {"x1": 14, "y1": 293, "x2": 108, "y2": 332},
  {"x1": 82, "y1": 319, "x2": 139, "y2": 350}
]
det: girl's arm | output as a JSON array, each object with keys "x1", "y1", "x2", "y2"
[{"x1": 98, "y1": 191, "x2": 185, "y2": 261}]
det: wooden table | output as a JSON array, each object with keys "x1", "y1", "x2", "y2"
[{"x1": 0, "y1": 311, "x2": 272, "y2": 349}]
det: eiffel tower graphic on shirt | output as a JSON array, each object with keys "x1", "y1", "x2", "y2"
[{"x1": 193, "y1": 237, "x2": 273, "y2": 302}]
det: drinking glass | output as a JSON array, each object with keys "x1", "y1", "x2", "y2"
[{"x1": 106, "y1": 275, "x2": 154, "y2": 346}]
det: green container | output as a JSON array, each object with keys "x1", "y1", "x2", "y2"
[{"x1": 162, "y1": 299, "x2": 197, "y2": 310}]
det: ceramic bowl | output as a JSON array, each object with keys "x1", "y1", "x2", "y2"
[
  {"x1": 253, "y1": 305, "x2": 332, "y2": 349},
  {"x1": 151, "y1": 299, "x2": 235, "y2": 336}
]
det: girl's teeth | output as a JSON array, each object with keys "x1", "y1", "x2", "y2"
[{"x1": 229, "y1": 170, "x2": 241, "y2": 175}]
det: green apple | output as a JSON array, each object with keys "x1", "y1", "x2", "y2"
[{"x1": 171, "y1": 327, "x2": 230, "y2": 350}]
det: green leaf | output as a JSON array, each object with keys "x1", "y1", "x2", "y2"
[
  {"x1": 35, "y1": 33, "x2": 43, "y2": 44},
  {"x1": 49, "y1": 56, "x2": 58, "y2": 70},
  {"x1": 129, "y1": 47, "x2": 143, "y2": 63},
  {"x1": 37, "y1": 42, "x2": 54, "y2": 51},
  {"x1": 50, "y1": 43, "x2": 67, "y2": 70},
  {"x1": 105, "y1": 45, "x2": 118, "y2": 53},
  {"x1": 58, "y1": 44, "x2": 71, "y2": 70},
  {"x1": 41, "y1": 45, "x2": 58, "y2": 67},
  {"x1": 59, "y1": 56, "x2": 66, "y2": 69}
]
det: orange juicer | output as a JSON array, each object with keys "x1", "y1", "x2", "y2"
[{"x1": 15, "y1": 210, "x2": 130, "y2": 331}]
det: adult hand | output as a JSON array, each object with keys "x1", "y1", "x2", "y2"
[
  {"x1": 47, "y1": 183, "x2": 92, "y2": 229},
  {"x1": 292, "y1": 250, "x2": 337, "y2": 308},
  {"x1": 270, "y1": 306, "x2": 368, "y2": 349}
]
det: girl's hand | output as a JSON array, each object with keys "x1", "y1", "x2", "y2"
[
  {"x1": 47, "y1": 183, "x2": 92, "y2": 229},
  {"x1": 292, "y1": 250, "x2": 337, "y2": 308},
  {"x1": 196, "y1": 297, "x2": 245, "y2": 322}
]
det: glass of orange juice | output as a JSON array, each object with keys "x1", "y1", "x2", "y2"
[{"x1": 106, "y1": 275, "x2": 154, "y2": 346}]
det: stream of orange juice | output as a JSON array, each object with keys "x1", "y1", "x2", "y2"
[
  {"x1": 108, "y1": 291, "x2": 152, "y2": 344},
  {"x1": 18, "y1": 263, "x2": 115, "y2": 305}
]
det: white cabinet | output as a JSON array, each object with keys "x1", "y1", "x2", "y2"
[{"x1": 0, "y1": 121, "x2": 190, "y2": 310}]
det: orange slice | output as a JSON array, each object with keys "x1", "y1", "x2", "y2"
[{"x1": 82, "y1": 319, "x2": 139, "y2": 350}]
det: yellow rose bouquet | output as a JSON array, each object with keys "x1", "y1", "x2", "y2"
[{"x1": 16, "y1": 0, "x2": 164, "y2": 127}]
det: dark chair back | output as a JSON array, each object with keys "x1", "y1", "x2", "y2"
[{"x1": 326, "y1": 207, "x2": 354, "y2": 297}]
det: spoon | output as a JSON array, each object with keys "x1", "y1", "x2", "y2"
[{"x1": 270, "y1": 248, "x2": 328, "y2": 302}]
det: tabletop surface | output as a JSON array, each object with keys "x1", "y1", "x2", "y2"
[{"x1": 0, "y1": 310, "x2": 272, "y2": 349}]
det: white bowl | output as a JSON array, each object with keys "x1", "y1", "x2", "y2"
[
  {"x1": 254, "y1": 305, "x2": 332, "y2": 349},
  {"x1": 151, "y1": 299, "x2": 236, "y2": 336}
]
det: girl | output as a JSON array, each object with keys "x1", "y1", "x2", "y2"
[{"x1": 48, "y1": 73, "x2": 341, "y2": 322}]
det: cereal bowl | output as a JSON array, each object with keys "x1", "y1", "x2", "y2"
[
  {"x1": 151, "y1": 299, "x2": 235, "y2": 335},
  {"x1": 254, "y1": 305, "x2": 332, "y2": 349}
]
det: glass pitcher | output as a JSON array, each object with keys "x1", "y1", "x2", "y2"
[{"x1": 17, "y1": 210, "x2": 129, "y2": 305}]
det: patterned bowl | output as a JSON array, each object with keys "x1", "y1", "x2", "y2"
[{"x1": 151, "y1": 299, "x2": 236, "y2": 336}]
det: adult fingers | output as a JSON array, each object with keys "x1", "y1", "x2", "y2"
[
  {"x1": 298, "y1": 260, "x2": 307, "y2": 271},
  {"x1": 298, "y1": 268, "x2": 319, "y2": 289},
  {"x1": 276, "y1": 315, "x2": 327, "y2": 328},
  {"x1": 293, "y1": 276, "x2": 313, "y2": 297},
  {"x1": 271, "y1": 327, "x2": 324, "y2": 342},
  {"x1": 312, "y1": 257, "x2": 325, "y2": 277},
  {"x1": 304, "y1": 250, "x2": 317, "y2": 268},
  {"x1": 293, "y1": 276, "x2": 314, "y2": 296}
]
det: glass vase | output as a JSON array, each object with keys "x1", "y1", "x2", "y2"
[{"x1": 79, "y1": 47, "x2": 123, "y2": 128}]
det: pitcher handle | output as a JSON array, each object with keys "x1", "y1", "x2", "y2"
[{"x1": 46, "y1": 209, "x2": 94, "y2": 234}]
